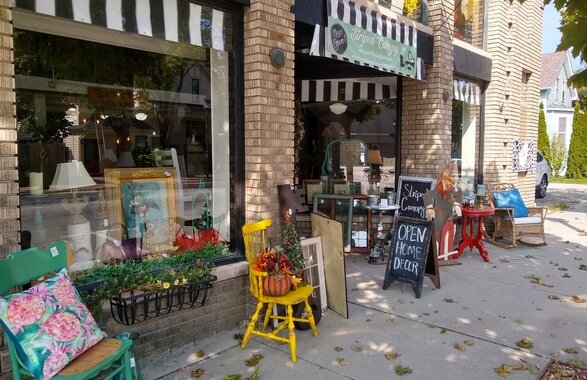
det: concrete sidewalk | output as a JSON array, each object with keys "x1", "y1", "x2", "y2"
[{"x1": 142, "y1": 183, "x2": 587, "y2": 380}]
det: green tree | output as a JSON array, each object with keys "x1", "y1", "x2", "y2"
[
  {"x1": 280, "y1": 213, "x2": 305, "y2": 275},
  {"x1": 549, "y1": 135, "x2": 566, "y2": 176},
  {"x1": 566, "y1": 102, "x2": 586, "y2": 178},
  {"x1": 578, "y1": 86, "x2": 587, "y2": 110},
  {"x1": 544, "y1": 0, "x2": 587, "y2": 87},
  {"x1": 537, "y1": 102, "x2": 551, "y2": 163}
]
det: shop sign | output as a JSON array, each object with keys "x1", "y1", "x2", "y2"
[
  {"x1": 88, "y1": 87, "x2": 134, "y2": 107},
  {"x1": 326, "y1": 15, "x2": 416, "y2": 77}
]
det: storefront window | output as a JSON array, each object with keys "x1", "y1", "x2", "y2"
[
  {"x1": 454, "y1": 0, "x2": 486, "y2": 49},
  {"x1": 14, "y1": 7, "x2": 235, "y2": 271}
]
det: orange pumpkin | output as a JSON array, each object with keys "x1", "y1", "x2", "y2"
[{"x1": 263, "y1": 274, "x2": 290, "y2": 296}]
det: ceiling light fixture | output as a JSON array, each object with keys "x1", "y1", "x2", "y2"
[{"x1": 329, "y1": 102, "x2": 347, "y2": 115}]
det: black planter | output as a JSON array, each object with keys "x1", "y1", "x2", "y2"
[{"x1": 109, "y1": 275, "x2": 217, "y2": 325}]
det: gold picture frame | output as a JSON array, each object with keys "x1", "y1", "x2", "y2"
[{"x1": 104, "y1": 167, "x2": 177, "y2": 251}]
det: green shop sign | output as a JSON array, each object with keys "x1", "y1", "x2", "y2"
[{"x1": 326, "y1": 16, "x2": 417, "y2": 77}]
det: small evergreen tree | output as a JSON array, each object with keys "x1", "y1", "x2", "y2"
[
  {"x1": 537, "y1": 102, "x2": 551, "y2": 163},
  {"x1": 280, "y1": 212, "x2": 305, "y2": 275},
  {"x1": 566, "y1": 103, "x2": 586, "y2": 178},
  {"x1": 549, "y1": 135, "x2": 566, "y2": 176}
]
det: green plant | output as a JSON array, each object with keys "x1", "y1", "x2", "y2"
[
  {"x1": 72, "y1": 244, "x2": 230, "y2": 315},
  {"x1": 280, "y1": 214, "x2": 305, "y2": 275},
  {"x1": 566, "y1": 103, "x2": 587, "y2": 178},
  {"x1": 537, "y1": 102, "x2": 552, "y2": 164},
  {"x1": 132, "y1": 145, "x2": 156, "y2": 167},
  {"x1": 549, "y1": 135, "x2": 566, "y2": 176}
]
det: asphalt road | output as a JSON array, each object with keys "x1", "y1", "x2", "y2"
[{"x1": 535, "y1": 182, "x2": 587, "y2": 209}]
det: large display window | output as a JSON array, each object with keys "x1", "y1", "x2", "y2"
[{"x1": 14, "y1": 3, "x2": 238, "y2": 271}]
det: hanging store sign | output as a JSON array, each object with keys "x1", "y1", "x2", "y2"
[{"x1": 323, "y1": 0, "x2": 418, "y2": 78}]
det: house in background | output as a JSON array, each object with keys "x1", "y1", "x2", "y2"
[{"x1": 540, "y1": 51, "x2": 578, "y2": 174}]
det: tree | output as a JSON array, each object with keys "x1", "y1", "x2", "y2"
[
  {"x1": 566, "y1": 102, "x2": 586, "y2": 178},
  {"x1": 578, "y1": 86, "x2": 587, "y2": 110},
  {"x1": 537, "y1": 102, "x2": 551, "y2": 163},
  {"x1": 544, "y1": 0, "x2": 587, "y2": 87},
  {"x1": 549, "y1": 135, "x2": 566, "y2": 176}
]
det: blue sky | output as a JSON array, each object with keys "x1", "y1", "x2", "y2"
[{"x1": 542, "y1": 3, "x2": 583, "y2": 70}]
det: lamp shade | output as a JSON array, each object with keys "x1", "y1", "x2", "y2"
[
  {"x1": 50, "y1": 161, "x2": 96, "y2": 190},
  {"x1": 329, "y1": 102, "x2": 347, "y2": 115}
]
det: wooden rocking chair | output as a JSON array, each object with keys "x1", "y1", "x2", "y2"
[
  {"x1": 485, "y1": 183, "x2": 548, "y2": 248},
  {"x1": 241, "y1": 219, "x2": 318, "y2": 363}
]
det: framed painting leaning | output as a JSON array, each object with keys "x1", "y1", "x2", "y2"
[{"x1": 104, "y1": 167, "x2": 177, "y2": 251}]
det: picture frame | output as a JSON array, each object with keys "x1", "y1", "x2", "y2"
[
  {"x1": 104, "y1": 167, "x2": 177, "y2": 250},
  {"x1": 304, "y1": 179, "x2": 323, "y2": 205}
]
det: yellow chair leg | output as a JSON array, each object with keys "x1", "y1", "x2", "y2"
[
  {"x1": 242, "y1": 301, "x2": 264, "y2": 348},
  {"x1": 287, "y1": 305, "x2": 297, "y2": 363},
  {"x1": 304, "y1": 300, "x2": 318, "y2": 337},
  {"x1": 262, "y1": 302, "x2": 275, "y2": 330}
]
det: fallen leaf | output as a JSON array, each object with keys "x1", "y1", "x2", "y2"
[
  {"x1": 568, "y1": 358, "x2": 587, "y2": 367},
  {"x1": 224, "y1": 375, "x2": 242, "y2": 380},
  {"x1": 336, "y1": 357, "x2": 349, "y2": 366},
  {"x1": 195, "y1": 350, "x2": 205, "y2": 358},
  {"x1": 365, "y1": 318, "x2": 372, "y2": 322},
  {"x1": 443, "y1": 298, "x2": 456, "y2": 303},
  {"x1": 516, "y1": 337, "x2": 534, "y2": 349},
  {"x1": 526, "y1": 364, "x2": 539, "y2": 375},
  {"x1": 563, "y1": 347, "x2": 579, "y2": 354},
  {"x1": 247, "y1": 367, "x2": 262, "y2": 380},
  {"x1": 525, "y1": 255, "x2": 537, "y2": 259},
  {"x1": 575, "y1": 257, "x2": 583, "y2": 260},
  {"x1": 570, "y1": 295, "x2": 586, "y2": 303},
  {"x1": 397, "y1": 299, "x2": 405, "y2": 304},
  {"x1": 179, "y1": 367, "x2": 188, "y2": 372},
  {"x1": 234, "y1": 333, "x2": 244, "y2": 342},
  {"x1": 334, "y1": 346, "x2": 343, "y2": 352},
  {"x1": 244, "y1": 354, "x2": 263, "y2": 367},
  {"x1": 190, "y1": 368, "x2": 205, "y2": 378},
  {"x1": 440, "y1": 328, "x2": 448, "y2": 334},
  {"x1": 548, "y1": 295, "x2": 561, "y2": 300},
  {"x1": 563, "y1": 273, "x2": 571, "y2": 278},
  {"x1": 454, "y1": 343, "x2": 465, "y2": 352},
  {"x1": 394, "y1": 365, "x2": 412, "y2": 375},
  {"x1": 494, "y1": 364, "x2": 512, "y2": 378},
  {"x1": 463, "y1": 340, "x2": 475, "y2": 346},
  {"x1": 351, "y1": 343, "x2": 363, "y2": 352},
  {"x1": 579, "y1": 264, "x2": 587, "y2": 271},
  {"x1": 558, "y1": 267, "x2": 568, "y2": 271},
  {"x1": 385, "y1": 352, "x2": 401, "y2": 360}
]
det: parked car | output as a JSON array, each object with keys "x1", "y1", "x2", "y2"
[{"x1": 535, "y1": 150, "x2": 550, "y2": 198}]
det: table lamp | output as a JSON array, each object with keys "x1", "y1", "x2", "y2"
[{"x1": 50, "y1": 160, "x2": 97, "y2": 271}]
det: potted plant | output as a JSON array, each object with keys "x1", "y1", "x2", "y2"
[{"x1": 254, "y1": 249, "x2": 301, "y2": 296}]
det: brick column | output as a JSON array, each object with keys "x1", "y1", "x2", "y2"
[
  {"x1": 0, "y1": 2, "x2": 19, "y2": 258},
  {"x1": 401, "y1": 0, "x2": 454, "y2": 179},
  {"x1": 484, "y1": 0, "x2": 542, "y2": 202},
  {"x1": 243, "y1": 0, "x2": 295, "y2": 232}
]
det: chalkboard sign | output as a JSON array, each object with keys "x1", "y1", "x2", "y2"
[
  {"x1": 383, "y1": 216, "x2": 434, "y2": 298},
  {"x1": 396, "y1": 176, "x2": 436, "y2": 219}
]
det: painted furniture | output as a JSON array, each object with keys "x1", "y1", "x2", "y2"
[
  {"x1": 454, "y1": 206, "x2": 495, "y2": 262},
  {"x1": 241, "y1": 219, "x2": 318, "y2": 363}
]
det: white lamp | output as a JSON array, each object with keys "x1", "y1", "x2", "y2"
[
  {"x1": 329, "y1": 102, "x2": 347, "y2": 115},
  {"x1": 50, "y1": 160, "x2": 97, "y2": 271}
]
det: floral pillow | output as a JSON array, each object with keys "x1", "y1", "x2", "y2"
[{"x1": 0, "y1": 268, "x2": 106, "y2": 380}]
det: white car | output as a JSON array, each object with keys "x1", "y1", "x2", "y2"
[{"x1": 535, "y1": 150, "x2": 550, "y2": 199}]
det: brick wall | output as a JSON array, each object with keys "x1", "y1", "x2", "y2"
[
  {"x1": 401, "y1": 0, "x2": 454, "y2": 179},
  {"x1": 0, "y1": 1, "x2": 18, "y2": 258},
  {"x1": 483, "y1": 0, "x2": 543, "y2": 203},
  {"x1": 243, "y1": 0, "x2": 295, "y2": 238}
]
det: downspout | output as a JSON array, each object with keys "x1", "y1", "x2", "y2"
[{"x1": 478, "y1": 84, "x2": 486, "y2": 185}]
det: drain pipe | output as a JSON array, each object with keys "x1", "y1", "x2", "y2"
[{"x1": 478, "y1": 84, "x2": 487, "y2": 185}]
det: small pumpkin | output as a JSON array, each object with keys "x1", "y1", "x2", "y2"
[{"x1": 263, "y1": 274, "x2": 290, "y2": 296}]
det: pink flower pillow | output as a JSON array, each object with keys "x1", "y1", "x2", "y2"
[{"x1": 0, "y1": 268, "x2": 106, "y2": 380}]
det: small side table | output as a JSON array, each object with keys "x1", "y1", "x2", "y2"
[
  {"x1": 454, "y1": 206, "x2": 495, "y2": 262},
  {"x1": 364, "y1": 204, "x2": 399, "y2": 262}
]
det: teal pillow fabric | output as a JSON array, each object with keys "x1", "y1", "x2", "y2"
[
  {"x1": 492, "y1": 188, "x2": 529, "y2": 218},
  {"x1": 0, "y1": 268, "x2": 106, "y2": 380}
]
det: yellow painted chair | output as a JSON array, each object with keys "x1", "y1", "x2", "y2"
[{"x1": 241, "y1": 219, "x2": 318, "y2": 363}]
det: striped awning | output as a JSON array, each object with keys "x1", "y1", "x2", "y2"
[
  {"x1": 298, "y1": 79, "x2": 396, "y2": 102},
  {"x1": 453, "y1": 80, "x2": 481, "y2": 105},
  {"x1": 13, "y1": 0, "x2": 229, "y2": 51},
  {"x1": 310, "y1": 0, "x2": 424, "y2": 80}
]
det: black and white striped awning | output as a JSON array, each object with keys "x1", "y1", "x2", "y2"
[
  {"x1": 453, "y1": 80, "x2": 481, "y2": 105},
  {"x1": 298, "y1": 79, "x2": 396, "y2": 102},
  {"x1": 310, "y1": 0, "x2": 424, "y2": 80},
  {"x1": 13, "y1": 0, "x2": 229, "y2": 51}
]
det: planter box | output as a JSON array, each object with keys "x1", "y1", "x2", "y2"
[{"x1": 109, "y1": 275, "x2": 217, "y2": 325}]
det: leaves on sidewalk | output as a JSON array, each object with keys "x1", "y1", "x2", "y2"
[
  {"x1": 334, "y1": 346, "x2": 344, "y2": 352},
  {"x1": 515, "y1": 337, "x2": 534, "y2": 349},
  {"x1": 195, "y1": 350, "x2": 205, "y2": 358},
  {"x1": 525, "y1": 274, "x2": 554, "y2": 287},
  {"x1": 494, "y1": 364, "x2": 512, "y2": 377},
  {"x1": 190, "y1": 368, "x2": 205, "y2": 378},
  {"x1": 385, "y1": 351, "x2": 401, "y2": 360},
  {"x1": 394, "y1": 365, "x2": 412, "y2": 375},
  {"x1": 463, "y1": 340, "x2": 475, "y2": 346},
  {"x1": 563, "y1": 347, "x2": 579, "y2": 354},
  {"x1": 453, "y1": 343, "x2": 466, "y2": 352},
  {"x1": 579, "y1": 264, "x2": 587, "y2": 271},
  {"x1": 245, "y1": 354, "x2": 264, "y2": 367},
  {"x1": 570, "y1": 295, "x2": 586, "y2": 303},
  {"x1": 336, "y1": 357, "x2": 349, "y2": 366},
  {"x1": 443, "y1": 298, "x2": 456, "y2": 303}
]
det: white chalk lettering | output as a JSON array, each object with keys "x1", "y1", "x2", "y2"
[{"x1": 393, "y1": 256, "x2": 420, "y2": 276}]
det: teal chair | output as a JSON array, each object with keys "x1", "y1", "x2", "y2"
[{"x1": 0, "y1": 241, "x2": 134, "y2": 379}]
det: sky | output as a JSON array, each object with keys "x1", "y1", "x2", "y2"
[{"x1": 542, "y1": 3, "x2": 583, "y2": 70}]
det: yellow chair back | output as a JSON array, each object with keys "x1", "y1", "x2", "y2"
[{"x1": 242, "y1": 219, "x2": 272, "y2": 264}]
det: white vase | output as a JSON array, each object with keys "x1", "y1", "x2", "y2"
[{"x1": 29, "y1": 172, "x2": 43, "y2": 196}]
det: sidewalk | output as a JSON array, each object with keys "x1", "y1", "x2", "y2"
[{"x1": 142, "y1": 183, "x2": 587, "y2": 380}]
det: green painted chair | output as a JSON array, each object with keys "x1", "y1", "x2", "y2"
[{"x1": 0, "y1": 241, "x2": 134, "y2": 379}]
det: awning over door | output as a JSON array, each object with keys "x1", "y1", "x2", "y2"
[
  {"x1": 309, "y1": 0, "x2": 424, "y2": 80},
  {"x1": 298, "y1": 78, "x2": 396, "y2": 102},
  {"x1": 13, "y1": 0, "x2": 230, "y2": 51}
]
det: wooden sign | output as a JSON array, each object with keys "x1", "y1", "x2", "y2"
[
  {"x1": 396, "y1": 176, "x2": 436, "y2": 219},
  {"x1": 383, "y1": 216, "x2": 436, "y2": 298}
]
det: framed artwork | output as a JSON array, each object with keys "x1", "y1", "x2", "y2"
[
  {"x1": 104, "y1": 167, "x2": 177, "y2": 250},
  {"x1": 512, "y1": 140, "x2": 535, "y2": 172},
  {"x1": 304, "y1": 180, "x2": 323, "y2": 205}
]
